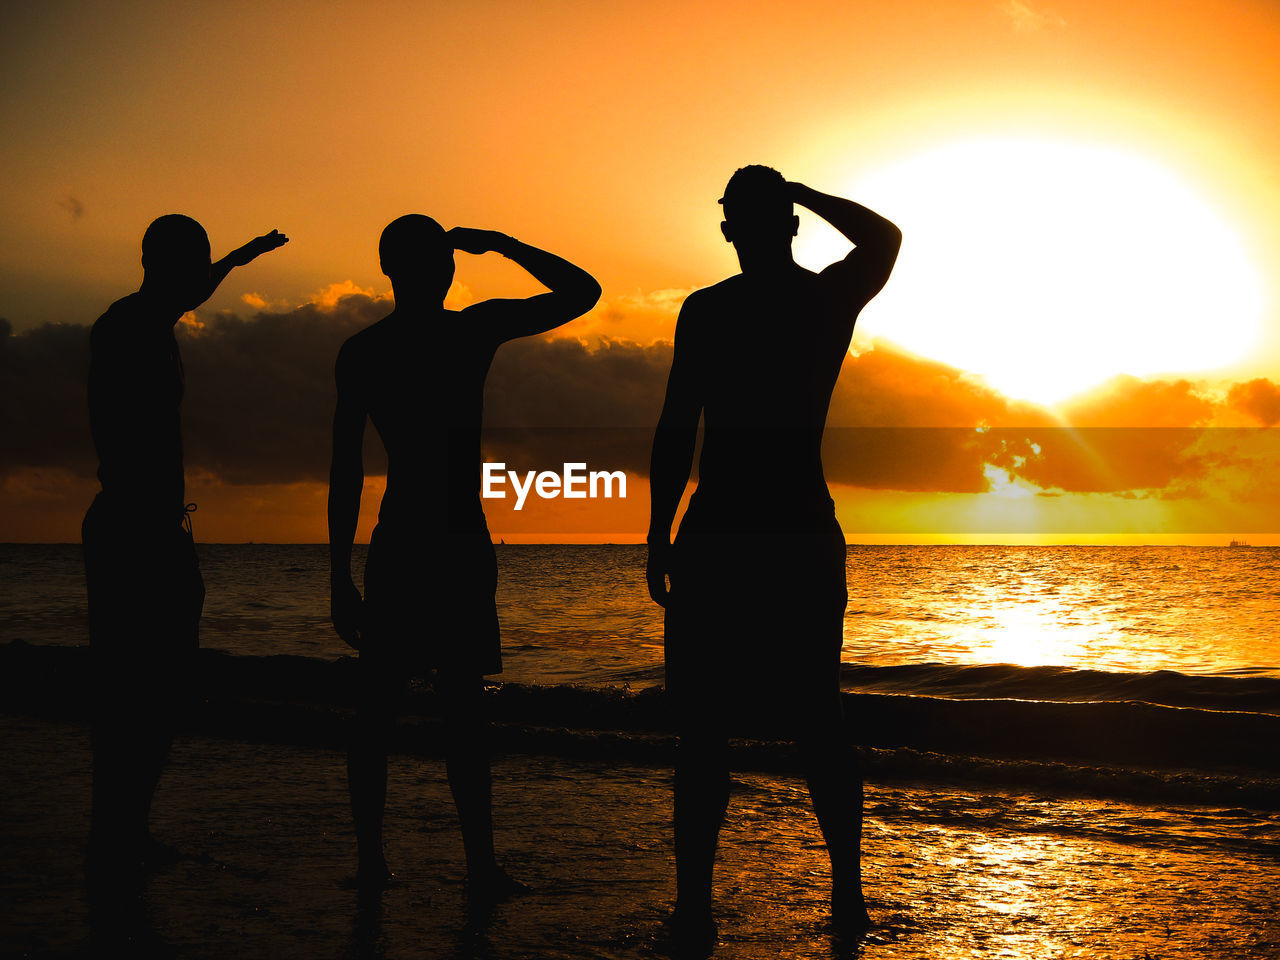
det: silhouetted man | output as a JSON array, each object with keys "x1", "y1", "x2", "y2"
[
  {"x1": 328, "y1": 215, "x2": 600, "y2": 899},
  {"x1": 83, "y1": 216, "x2": 288, "y2": 890},
  {"x1": 647, "y1": 166, "x2": 900, "y2": 943}
]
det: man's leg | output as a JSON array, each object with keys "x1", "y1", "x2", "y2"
[
  {"x1": 85, "y1": 677, "x2": 172, "y2": 950},
  {"x1": 433, "y1": 670, "x2": 493, "y2": 871},
  {"x1": 348, "y1": 656, "x2": 398, "y2": 884},
  {"x1": 673, "y1": 719, "x2": 730, "y2": 929},
  {"x1": 664, "y1": 553, "x2": 730, "y2": 941},
  {"x1": 798, "y1": 687, "x2": 869, "y2": 932},
  {"x1": 84, "y1": 514, "x2": 197, "y2": 884},
  {"x1": 434, "y1": 668, "x2": 528, "y2": 906},
  {"x1": 791, "y1": 525, "x2": 867, "y2": 931},
  {"x1": 88, "y1": 680, "x2": 169, "y2": 879}
]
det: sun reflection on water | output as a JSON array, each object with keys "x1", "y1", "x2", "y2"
[
  {"x1": 842, "y1": 546, "x2": 1280, "y2": 676},
  {"x1": 958, "y1": 602, "x2": 1092, "y2": 668}
]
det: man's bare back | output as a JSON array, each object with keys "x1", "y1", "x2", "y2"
[
  {"x1": 327, "y1": 214, "x2": 599, "y2": 894},
  {"x1": 674, "y1": 266, "x2": 866, "y2": 508},
  {"x1": 334, "y1": 307, "x2": 498, "y2": 535},
  {"x1": 646, "y1": 166, "x2": 901, "y2": 942}
]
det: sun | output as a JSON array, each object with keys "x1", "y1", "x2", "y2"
[{"x1": 795, "y1": 138, "x2": 1267, "y2": 406}]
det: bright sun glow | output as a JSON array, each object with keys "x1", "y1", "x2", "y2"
[{"x1": 795, "y1": 138, "x2": 1267, "y2": 405}]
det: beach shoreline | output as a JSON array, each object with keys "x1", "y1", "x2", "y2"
[{"x1": 3, "y1": 712, "x2": 1279, "y2": 959}]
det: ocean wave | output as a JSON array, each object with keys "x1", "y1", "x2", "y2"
[
  {"x1": 5, "y1": 643, "x2": 1279, "y2": 809},
  {"x1": 840, "y1": 661, "x2": 1280, "y2": 714}
]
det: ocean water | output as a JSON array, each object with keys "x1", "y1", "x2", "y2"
[
  {"x1": 3, "y1": 544, "x2": 1280, "y2": 957},
  {"x1": 4, "y1": 542, "x2": 1279, "y2": 793},
  {"x1": 5, "y1": 543, "x2": 1280, "y2": 682}
]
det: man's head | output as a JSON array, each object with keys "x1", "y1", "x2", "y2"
[
  {"x1": 141, "y1": 214, "x2": 212, "y2": 312},
  {"x1": 719, "y1": 165, "x2": 798, "y2": 257},
  {"x1": 379, "y1": 214, "x2": 454, "y2": 301}
]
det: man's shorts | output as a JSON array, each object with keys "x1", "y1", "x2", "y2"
[
  {"x1": 664, "y1": 500, "x2": 848, "y2": 735},
  {"x1": 81, "y1": 493, "x2": 204, "y2": 699},
  {"x1": 361, "y1": 522, "x2": 502, "y2": 678}
]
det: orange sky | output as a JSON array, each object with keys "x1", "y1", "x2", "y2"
[{"x1": 2, "y1": 0, "x2": 1279, "y2": 542}]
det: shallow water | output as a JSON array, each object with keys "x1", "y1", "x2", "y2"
[
  {"x1": 5, "y1": 543, "x2": 1279, "y2": 956},
  {"x1": 2, "y1": 716, "x2": 1277, "y2": 959}
]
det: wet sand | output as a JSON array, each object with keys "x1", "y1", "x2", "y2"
[{"x1": 2, "y1": 714, "x2": 1278, "y2": 959}]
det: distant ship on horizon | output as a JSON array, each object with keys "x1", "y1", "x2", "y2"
[{"x1": 1229, "y1": 538, "x2": 1250, "y2": 547}]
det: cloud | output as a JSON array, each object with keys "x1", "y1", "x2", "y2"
[
  {"x1": 1056, "y1": 375, "x2": 1216, "y2": 427},
  {"x1": 826, "y1": 341, "x2": 1037, "y2": 428},
  {"x1": 549, "y1": 288, "x2": 689, "y2": 343},
  {"x1": 485, "y1": 338, "x2": 1042, "y2": 491},
  {"x1": 824, "y1": 427, "x2": 1006, "y2": 493},
  {"x1": 178, "y1": 294, "x2": 386, "y2": 484},
  {"x1": 991, "y1": 428, "x2": 1214, "y2": 496},
  {"x1": 819, "y1": 342, "x2": 1029, "y2": 492},
  {"x1": 1227, "y1": 378, "x2": 1280, "y2": 427},
  {"x1": 0, "y1": 292, "x2": 385, "y2": 486},
  {"x1": 4, "y1": 289, "x2": 1280, "y2": 507},
  {"x1": 309, "y1": 280, "x2": 383, "y2": 310},
  {"x1": 0, "y1": 317, "x2": 96, "y2": 478}
]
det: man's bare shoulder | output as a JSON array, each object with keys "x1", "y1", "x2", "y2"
[
  {"x1": 692, "y1": 275, "x2": 745, "y2": 304},
  {"x1": 337, "y1": 310, "x2": 411, "y2": 356},
  {"x1": 676, "y1": 278, "x2": 740, "y2": 325},
  {"x1": 335, "y1": 314, "x2": 399, "y2": 381},
  {"x1": 90, "y1": 293, "x2": 150, "y2": 351}
]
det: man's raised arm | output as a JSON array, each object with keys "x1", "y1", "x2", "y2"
[
  {"x1": 790, "y1": 182, "x2": 901, "y2": 302},
  {"x1": 328, "y1": 339, "x2": 366, "y2": 649},
  {"x1": 207, "y1": 229, "x2": 290, "y2": 303},
  {"x1": 646, "y1": 295, "x2": 706, "y2": 607},
  {"x1": 447, "y1": 227, "x2": 601, "y2": 341}
]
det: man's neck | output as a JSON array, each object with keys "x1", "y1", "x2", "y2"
[
  {"x1": 136, "y1": 284, "x2": 186, "y2": 326},
  {"x1": 388, "y1": 287, "x2": 446, "y2": 315},
  {"x1": 735, "y1": 250, "x2": 798, "y2": 279}
]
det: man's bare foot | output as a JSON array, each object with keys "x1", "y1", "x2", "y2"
[
  {"x1": 350, "y1": 855, "x2": 393, "y2": 891},
  {"x1": 86, "y1": 834, "x2": 177, "y2": 893},
  {"x1": 664, "y1": 905, "x2": 717, "y2": 958},
  {"x1": 831, "y1": 881, "x2": 872, "y2": 938},
  {"x1": 466, "y1": 865, "x2": 531, "y2": 908},
  {"x1": 140, "y1": 836, "x2": 182, "y2": 871}
]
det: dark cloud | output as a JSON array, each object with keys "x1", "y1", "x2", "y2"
[
  {"x1": 991, "y1": 428, "x2": 1212, "y2": 496},
  {"x1": 180, "y1": 295, "x2": 385, "y2": 484},
  {"x1": 0, "y1": 317, "x2": 96, "y2": 477},
  {"x1": 4, "y1": 295, "x2": 1279, "y2": 504},
  {"x1": 823, "y1": 427, "x2": 1005, "y2": 493},
  {"x1": 484, "y1": 339, "x2": 1035, "y2": 491},
  {"x1": 487, "y1": 336, "x2": 671, "y2": 428},
  {"x1": 1228, "y1": 378, "x2": 1280, "y2": 427},
  {"x1": 480, "y1": 336, "x2": 673, "y2": 478},
  {"x1": 820, "y1": 342, "x2": 1040, "y2": 493}
]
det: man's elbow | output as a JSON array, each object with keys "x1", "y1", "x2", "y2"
[
  {"x1": 883, "y1": 221, "x2": 903, "y2": 252},
  {"x1": 573, "y1": 278, "x2": 603, "y2": 317}
]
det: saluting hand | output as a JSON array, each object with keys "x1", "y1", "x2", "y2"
[{"x1": 447, "y1": 227, "x2": 511, "y2": 256}]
